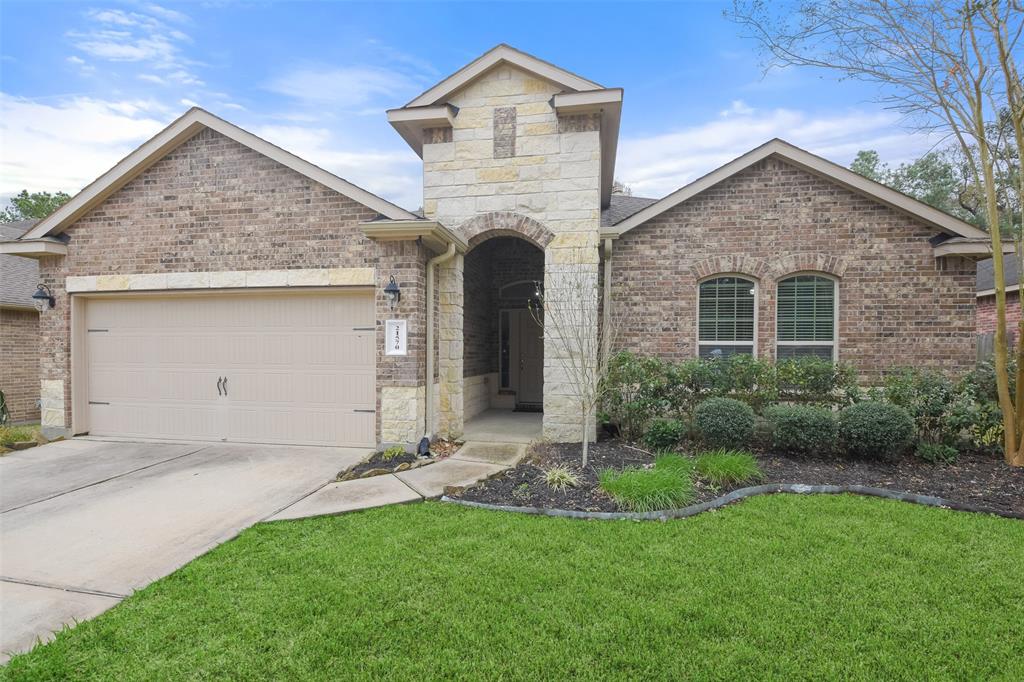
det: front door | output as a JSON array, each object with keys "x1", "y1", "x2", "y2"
[{"x1": 512, "y1": 309, "x2": 544, "y2": 407}]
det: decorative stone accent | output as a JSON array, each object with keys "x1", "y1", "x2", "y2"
[
  {"x1": 558, "y1": 113, "x2": 601, "y2": 133},
  {"x1": 460, "y1": 212, "x2": 555, "y2": 250},
  {"x1": 380, "y1": 385, "x2": 424, "y2": 445},
  {"x1": 438, "y1": 255, "x2": 464, "y2": 439},
  {"x1": 66, "y1": 267, "x2": 375, "y2": 293},
  {"x1": 424, "y1": 127, "x2": 453, "y2": 144},
  {"x1": 493, "y1": 106, "x2": 516, "y2": 159},
  {"x1": 40, "y1": 379, "x2": 65, "y2": 431}
]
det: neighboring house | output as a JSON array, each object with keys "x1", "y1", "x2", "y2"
[
  {"x1": 976, "y1": 255, "x2": 1022, "y2": 343},
  {"x1": 0, "y1": 220, "x2": 41, "y2": 423},
  {"x1": 0, "y1": 45, "x2": 996, "y2": 448}
]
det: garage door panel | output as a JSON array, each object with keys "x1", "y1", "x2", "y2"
[{"x1": 85, "y1": 291, "x2": 376, "y2": 447}]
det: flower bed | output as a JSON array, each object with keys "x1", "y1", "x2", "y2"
[{"x1": 449, "y1": 440, "x2": 1024, "y2": 516}]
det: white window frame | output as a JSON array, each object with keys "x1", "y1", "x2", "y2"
[
  {"x1": 774, "y1": 272, "x2": 839, "y2": 361},
  {"x1": 696, "y1": 274, "x2": 759, "y2": 358}
]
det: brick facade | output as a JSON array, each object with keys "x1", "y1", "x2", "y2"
[
  {"x1": 37, "y1": 127, "x2": 430, "y2": 440},
  {"x1": 611, "y1": 157, "x2": 977, "y2": 381},
  {"x1": 1, "y1": 308, "x2": 40, "y2": 423},
  {"x1": 977, "y1": 292, "x2": 1021, "y2": 336}
]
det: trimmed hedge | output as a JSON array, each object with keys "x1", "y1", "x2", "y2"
[
  {"x1": 763, "y1": 404, "x2": 837, "y2": 457},
  {"x1": 838, "y1": 401, "x2": 916, "y2": 461},
  {"x1": 693, "y1": 398, "x2": 755, "y2": 449},
  {"x1": 643, "y1": 418, "x2": 686, "y2": 451}
]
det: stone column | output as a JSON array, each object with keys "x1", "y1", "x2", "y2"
[
  {"x1": 542, "y1": 233, "x2": 600, "y2": 442},
  {"x1": 437, "y1": 253, "x2": 465, "y2": 439}
]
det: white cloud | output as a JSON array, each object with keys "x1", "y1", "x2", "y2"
[
  {"x1": 66, "y1": 55, "x2": 85, "y2": 65},
  {"x1": 617, "y1": 107, "x2": 941, "y2": 198},
  {"x1": 180, "y1": 98, "x2": 200, "y2": 108},
  {"x1": 144, "y1": 3, "x2": 190, "y2": 24},
  {"x1": 254, "y1": 124, "x2": 422, "y2": 209},
  {"x1": 719, "y1": 100, "x2": 754, "y2": 117},
  {"x1": 265, "y1": 66, "x2": 420, "y2": 107},
  {"x1": 0, "y1": 94, "x2": 167, "y2": 196},
  {"x1": 138, "y1": 73, "x2": 166, "y2": 85}
]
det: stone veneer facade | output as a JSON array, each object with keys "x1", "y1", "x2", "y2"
[
  {"x1": 610, "y1": 157, "x2": 977, "y2": 381},
  {"x1": 1, "y1": 308, "x2": 40, "y2": 423},
  {"x1": 421, "y1": 64, "x2": 602, "y2": 441}
]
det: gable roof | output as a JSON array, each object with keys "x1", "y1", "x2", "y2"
[
  {"x1": 0, "y1": 220, "x2": 40, "y2": 309},
  {"x1": 406, "y1": 44, "x2": 603, "y2": 108},
  {"x1": 22, "y1": 107, "x2": 417, "y2": 241},
  {"x1": 604, "y1": 138, "x2": 990, "y2": 241},
  {"x1": 601, "y1": 194, "x2": 659, "y2": 228},
  {"x1": 977, "y1": 255, "x2": 1023, "y2": 295}
]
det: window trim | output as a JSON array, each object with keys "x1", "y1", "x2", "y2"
[
  {"x1": 774, "y1": 271, "x2": 839, "y2": 361},
  {"x1": 695, "y1": 273, "x2": 759, "y2": 359}
]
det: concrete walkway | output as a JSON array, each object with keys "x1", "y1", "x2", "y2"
[{"x1": 267, "y1": 442, "x2": 526, "y2": 522}]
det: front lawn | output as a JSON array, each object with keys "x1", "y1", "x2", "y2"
[{"x1": 5, "y1": 496, "x2": 1023, "y2": 680}]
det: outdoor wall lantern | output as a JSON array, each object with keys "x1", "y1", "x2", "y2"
[
  {"x1": 32, "y1": 283, "x2": 55, "y2": 312},
  {"x1": 383, "y1": 275, "x2": 401, "y2": 309}
]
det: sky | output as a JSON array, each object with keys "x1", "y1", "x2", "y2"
[{"x1": 0, "y1": 0, "x2": 945, "y2": 211}]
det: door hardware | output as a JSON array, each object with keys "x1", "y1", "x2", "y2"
[
  {"x1": 223, "y1": 376, "x2": 228, "y2": 396},
  {"x1": 217, "y1": 376, "x2": 224, "y2": 396}
]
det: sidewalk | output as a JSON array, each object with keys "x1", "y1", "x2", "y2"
[{"x1": 267, "y1": 442, "x2": 526, "y2": 521}]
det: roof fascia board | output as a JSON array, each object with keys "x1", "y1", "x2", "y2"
[
  {"x1": 406, "y1": 44, "x2": 602, "y2": 108},
  {"x1": 386, "y1": 105, "x2": 458, "y2": 158},
  {"x1": 360, "y1": 220, "x2": 468, "y2": 254},
  {"x1": 977, "y1": 284, "x2": 1021, "y2": 297},
  {"x1": 0, "y1": 239, "x2": 69, "y2": 258},
  {"x1": 551, "y1": 88, "x2": 622, "y2": 112},
  {"x1": 610, "y1": 139, "x2": 989, "y2": 240},
  {"x1": 932, "y1": 239, "x2": 1014, "y2": 258},
  {"x1": 0, "y1": 303, "x2": 37, "y2": 312},
  {"x1": 24, "y1": 108, "x2": 416, "y2": 240}
]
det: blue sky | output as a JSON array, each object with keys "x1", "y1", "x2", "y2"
[{"x1": 0, "y1": 1, "x2": 940, "y2": 210}]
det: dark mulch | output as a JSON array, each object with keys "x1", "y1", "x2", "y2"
[
  {"x1": 340, "y1": 439, "x2": 462, "y2": 480},
  {"x1": 452, "y1": 440, "x2": 1024, "y2": 515}
]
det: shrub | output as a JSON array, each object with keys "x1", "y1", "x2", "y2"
[
  {"x1": 643, "y1": 418, "x2": 686, "y2": 451},
  {"x1": 965, "y1": 401, "x2": 1004, "y2": 455},
  {"x1": 602, "y1": 352, "x2": 670, "y2": 441},
  {"x1": 695, "y1": 449, "x2": 762, "y2": 485},
  {"x1": 542, "y1": 466, "x2": 580, "y2": 492},
  {"x1": 693, "y1": 397, "x2": 755, "y2": 449},
  {"x1": 380, "y1": 445, "x2": 406, "y2": 461},
  {"x1": 882, "y1": 368, "x2": 960, "y2": 445},
  {"x1": 837, "y1": 401, "x2": 915, "y2": 460},
  {"x1": 763, "y1": 404, "x2": 837, "y2": 456},
  {"x1": 598, "y1": 454, "x2": 695, "y2": 512},
  {"x1": 916, "y1": 442, "x2": 958, "y2": 464},
  {"x1": 776, "y1": 358, "x2": 859, "y2": 407}
]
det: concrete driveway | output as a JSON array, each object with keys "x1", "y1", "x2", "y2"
[{"x1": 0, "y1": 438, "x2": 368, "y2": 662}]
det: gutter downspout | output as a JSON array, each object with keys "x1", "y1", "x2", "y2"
[
  {"x1": 602, "y1": 237, "x2": 613, "y2": 367},
  {"x1": 425, "y1": 241, "x2": 457, "y2": 442}
]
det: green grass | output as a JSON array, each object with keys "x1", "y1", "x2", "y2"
[
  {"x1": 598, "y1": 453, "x2": 695, "y2": 512},
  {"x1": 0, "y1": 423, "x2": 40, "y2": 447},
  {"x1": 695, "y1": 449, "x2": 763, "y2": 485},
  {"x1": 4, "y1": 497, "x2": 1024, "y2": 680}
]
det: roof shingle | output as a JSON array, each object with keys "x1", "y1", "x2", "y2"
[{"x1": 0, "y1": 220, "x2": 41, "y2": 309}]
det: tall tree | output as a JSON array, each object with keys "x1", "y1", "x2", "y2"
[
  {"x1": 728, "y1": 0, "x2": 1024, "y2": 466},
  {"x1": 0, "y1": 190, "x2": 71, "y2": 222}
]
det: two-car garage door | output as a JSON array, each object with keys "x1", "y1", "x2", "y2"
[{"x1": 84, "y1": 290, "x2": 375, "y2": 447}]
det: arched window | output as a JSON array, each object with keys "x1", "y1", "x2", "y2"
[
  {"x1": 698, "y1": 276, "x2": 756, "y2": 359},
  {"x1": 776, "y1": 274, "x2": 837, "y2": 360}
]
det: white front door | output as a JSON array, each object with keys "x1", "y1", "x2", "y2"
[{"x1": 83, "y1": 290, "x2": 376, "y2": 447}]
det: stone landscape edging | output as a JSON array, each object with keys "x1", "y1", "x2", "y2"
[{"x1": 441, "y1": 483, "x2": 1024, "y2": 521}]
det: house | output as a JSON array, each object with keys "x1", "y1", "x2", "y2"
[
  {"x1": 0, "y1": 44, "x2": 995, "y2": 448},
  {"x1": 0, "y1": 220, "x2": 41, "y2": 423},
  {"x1": 976, "y1": 254, "x2": 1022, "y2": 346}
]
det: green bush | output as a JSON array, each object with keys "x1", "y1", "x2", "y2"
[
  {"x1": 695, "y1": 449, "x2": 762, "y2": 485},
  {"x1": 542, "y1": 466, "x2": 580, "y2": 491},
  {"x1": 882, "y1": 368, "x2": 960, "y2": 445},
  {"x1": 693, "y1": 397, "x2": 755, "y2": 449},
  {"x1": 916, "y1": 442, "x2": 958, "y2": 464},
  {"x1": 598, "y1": 454, "x2": 695, "y2": 512},
  {"x1": 763, "y1": 404, "x2": 837, "y2": 456},
  {"x1": 602, "y1": 352, "x2": 670, "y2": 441},
  {"x1": 643, "y1": 418, "x2": 686, "y2": 451},
  {"x1": 838, "y1": 401, "x2": 916, "y2": 461},
  {"x1": 380, "y1": 445, "x2": 406, "y2": 461},
  {"x1": 776, "y1": 358, "x2": 860, "y2": 406}
]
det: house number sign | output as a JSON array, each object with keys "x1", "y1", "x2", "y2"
[{"x1": 385, "y1": 319, "x2": 407, "y2": 356}]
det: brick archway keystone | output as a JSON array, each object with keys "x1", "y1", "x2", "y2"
[{"x1": 460, "y1": 212, "x2": 555, "y2": 251}]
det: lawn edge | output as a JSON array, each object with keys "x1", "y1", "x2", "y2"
[{"x1": 441, "y1": 484, "x2": 1024, "y2": 521}]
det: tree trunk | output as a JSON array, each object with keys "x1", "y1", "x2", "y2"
[{"x1": 581, "y1": 410, "x2": 590, "y2": 469}]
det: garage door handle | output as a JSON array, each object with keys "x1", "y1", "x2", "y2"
[
  {"x1": 217, "y1": 376, "x2": 224, "y2": 396},
  {"x1": 222, "y1": 377, "x2": 228, "y2": 397}
]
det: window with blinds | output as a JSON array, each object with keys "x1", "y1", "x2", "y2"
[
  {"x1": 698, "y1": 276, "x2": 756, "y2": 359},
  {"x1": 776, "y1": 274, "x2": 836, "y2": 360}
]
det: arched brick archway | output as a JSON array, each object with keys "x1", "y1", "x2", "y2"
[
  {"x1": 768, "y1": 253, "x2": 848, "y2": 279},
  {"x1": 460, "y1": 212, "x2": 555, "y2": 251}
]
